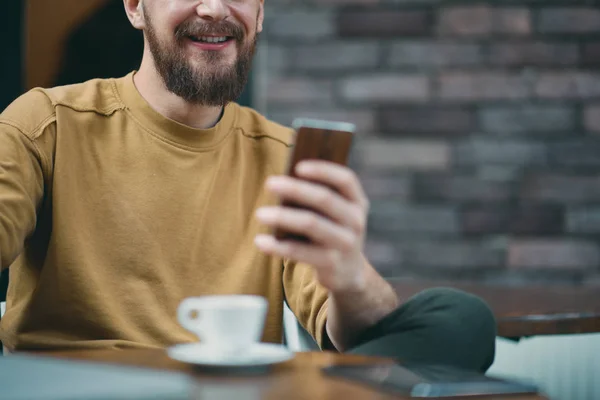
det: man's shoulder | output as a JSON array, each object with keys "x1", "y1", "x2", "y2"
[
  {"x1": 233, "y1": 104, "x2": 294, "y2": 149},
  {"x1": 0, "y1": 76, "x2": 125, "y2": 139},
  {"x1": 0, "y1": 88, "x2": 56, "y2": 139},
  {"x1": 43, "y1": 77, "x2": 125, "y2": 117}
]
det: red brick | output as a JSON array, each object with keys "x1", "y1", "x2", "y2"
[
  {"x1": 363, "y1": 239, "x2": 403, "y2": 276},
  {"x1": 438, "y1": 72, "x2": 531, "y2": 101},
  {"x1": 361, "y1": 139, "x2": 451, "y2": 170},
  {"x1": 369, "y1": 203, "x2": 459, "y2": 235},
  {"x1": 549, "y1": 139, "x2": 600, "y2": 168},
  {"x1": 479, "y1": 105, "x2": 575, "y2": 135},
  {"x1": 538, "y1": 8, "x2": 600, "y2": 34},
  {"x1": 520, "y1": 175, "x2": 600, "y2": 204},
  {"x1": 438, "y1": 6, "x2": 531, "y2": 36},
  {"x1": 266, "y1": 77, "x2": 334, "y2": 104},
  {"x1": 261, "y1": 44, "x2": 288, "y2": 73},
  {"x1": 338, "y1": 10, "x2": 431, "y2": 37},
  {"x1": 535, "y1": 72, "x2": 600, "y2": 99},
  {"x1": 489, "y1": 42, "x2": 578, "y2": 67},
  {"x1": 508, "y1": 240, "x2": 599, "y2": 270},
  {"x1": 415, "y1": 174, "x2": 512, "y2": 203},
  {"x1": 462, "y1": 204, "x2": 564, "y2": 235},
  {"x1": 404, "y1": 241, "x2": 503, "y2": 270},
  {"x1": 567, "y1": 207, "x2": 600, "y2": 234},
  {"x1": 291, "y1": 42, "x2": 380, "y2": 71},
  {"x1": 456, "y1": 139, "x2": 547, "y2": 166},
  {"x1": 584, "y1": 104, "x2": 600, "y2": 134},
  {"x1": 359, "y1": 174, "x2": 412, "y2": 200},
  {"x1": 585, "y1": 274, "x2": 600, "y2": 288},
  {"x1": 265, "y1": 10, "x2": 334, "y2": 39},
  {"x1": 340, "y1": 74, "x2": 430, "y2": 104},
  {"x1": 379, "y1": 106, "x2": 474, "y2": 136},
  {"x1": 582, "y1": 42, "x2": 600, "y2": 66},
  {"x1": 389, "y1": 41, "x2": 483, "y2": 67}
]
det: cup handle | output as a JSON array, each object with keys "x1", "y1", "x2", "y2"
[{"x1": 177, "y1": 299, "x2": 202, "y2": 336}]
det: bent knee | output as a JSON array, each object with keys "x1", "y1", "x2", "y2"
[
  {"x1": 416, "y1": 287, "x2": 496, "y2": 333},
  {"x1": 417, "y1": 287, "x2": 497, "y2": 368}
]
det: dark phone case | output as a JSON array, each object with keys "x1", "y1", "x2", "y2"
[{"x1": 273, "y1": 119, "x2": 355, "y2": 242}]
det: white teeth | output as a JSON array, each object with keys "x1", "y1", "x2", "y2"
[{"x1": 193, "y1": 36, "x2": 228, "y2": 43}]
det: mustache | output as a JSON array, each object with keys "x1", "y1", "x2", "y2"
[{"x1": 175, "y1": 20, "x2": 245, "y2": 42}]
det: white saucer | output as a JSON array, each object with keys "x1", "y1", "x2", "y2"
[{"x1": 167, "y1": 342, "x2": 294, "y2": 368}]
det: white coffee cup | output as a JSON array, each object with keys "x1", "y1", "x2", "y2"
[{"x1": 177, "y1": 295, "x2": 268, "y2": 355}]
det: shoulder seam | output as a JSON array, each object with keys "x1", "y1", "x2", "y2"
[
  {"x1": 240, "y1": 131, "x2": 293, "y2": 148},
  {"x1": 53, "y1": 101, "x2": 124, "y2": 117},
  {"x1": 0, "y1": 114, "x2": 55, "y2": 141},
  {"x1": 109, "y1": 78, "x2": 128, "y2": 114},
  {"x1": 42, "y1": 79, "x2": 125, "y2": 116},
  {"x1": 0, "y1": 119, "x2": 51, "y2": 178}
]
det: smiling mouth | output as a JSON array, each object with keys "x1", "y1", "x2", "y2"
[{"x1": 188, "y1": 35, "x2": 233, "y2": 44}]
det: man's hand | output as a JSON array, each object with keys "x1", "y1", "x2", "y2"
[
  {"x1": 254, "y1": 160, "x2": 399, "y2": 351},
  {"x1": 254, "y1": 160, "x2": 369, "y2": 293}
]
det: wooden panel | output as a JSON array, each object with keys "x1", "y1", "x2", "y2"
[
  {"x1": 25, "y1": 0, "x2": 108, "y2": 89},
  {"x1": 388, "y1": 279, "x2": 600, "y2": 338}
]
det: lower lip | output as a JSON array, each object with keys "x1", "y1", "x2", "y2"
[{"x1": 187, "y1": 38, "x2": 234, "y2": 51}]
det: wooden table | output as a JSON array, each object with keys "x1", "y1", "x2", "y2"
[
  {"x1": 38, "y1": 348, "x2": 547, "y2": 400},
  {"x1": 389, "y1": 279, "x2": 600, "y2": 339}
]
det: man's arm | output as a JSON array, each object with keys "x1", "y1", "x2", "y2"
[
  {"x1": 255, "y1": 160, "x2": 398, "y2": 351},
  {"x1": 326, "y1": 258, "x2": 398, "y2": 350},
  {"x1": 0, "y1": 123, "x2": 45, "y2": 269},
  {"x1": 0, "y1": 90, "x2": 55, "y2": 271}
]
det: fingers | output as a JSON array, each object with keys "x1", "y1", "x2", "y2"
[
  {"x1": 294, "y1": 161, "x2": 369, "y2": 210},
  {"x1": 254, "y1": 234, "x2": 340, "y2": 272},
  {"x1": 256, "y1": 206, "x2": 357, "y2": 251},
  {"x1": 265, "y1": 176, "x2": 366, "y2": 234},
  {"x1": 255, "y1": 161, "x2": 370, "y2": 282}
]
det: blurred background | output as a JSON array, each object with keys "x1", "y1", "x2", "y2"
[
  {"x1": 4, "y1": 0, "x2": 599, "y2": 287},
  {"x1": 257, "y1": 1, "x2": 600, "y2": 288},
  {"x1": 1, "y1": 0, "x2": 600, "y2": 398}
]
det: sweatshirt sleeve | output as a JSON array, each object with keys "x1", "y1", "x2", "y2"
[
  {"x1": 282, "y1": 258, "x2": 329, "y2": 349},
  {"x1": 0, "y1": 91, "x2": 52, "y2": 270}
]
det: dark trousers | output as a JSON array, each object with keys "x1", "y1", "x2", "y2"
[{"x1": 347, "y1": 288, "x2": 497, "y2": 373}]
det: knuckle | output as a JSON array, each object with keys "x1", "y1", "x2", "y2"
[
  {"x1": 341, "y1": 172, "x2": 356, "y2": 188},
  {"x1": 355, "y1": 215, "x2": 367, "y2": 233},
  {"x1": 363, "y1": 197, "x2": 371, "y2": 211},
  {"x1": 289, "y1": 183, "x2": 303, "y2": 199},
  {"x1": 302, "y1": 213, "x2": 319, "y2": 232},
  {"x1": 273, "y1": 208, "x2": 285, "y2": 223},
  {"x1": 334, "y1": 251, "x2": 342, "y2": 266},
  {"x1": 317, "y1": 188, "x2": 334, "y2": 206},
  {"x1": 341, "y1": 232, "x2": 357, "y2": 251},
  {"x1": 279, "y1": 241, "x2": 295, "y2": 256},
  {"x1": 349, "y1": 206, "x2": 367, "y2": 232},
  {"x1": 325, "y1": 251, "x2": 339, "y2": 269}
]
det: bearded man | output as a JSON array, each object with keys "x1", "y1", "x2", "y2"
[{"x1": 0, "y1": 0, "x2": 496, "y2": 372}]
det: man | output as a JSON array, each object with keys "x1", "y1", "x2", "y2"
[{"x1": 0, "y1": 0, "x2": 496, "y2": 371}]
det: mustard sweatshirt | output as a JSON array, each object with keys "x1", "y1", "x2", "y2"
[{"x1": 0, "y1": 72, "x2": 329, "y2": 351}]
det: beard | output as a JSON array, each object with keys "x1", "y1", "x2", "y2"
[{"x1": 143, "y1": 8, "x2": 258, "y2": 106}]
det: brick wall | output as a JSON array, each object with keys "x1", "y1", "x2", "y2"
[{"x1": 257, "y1": 0, "x2": 600, "y2": 286}]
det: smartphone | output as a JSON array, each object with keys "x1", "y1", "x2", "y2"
[
  {"x1": 322, "y1": 363, "x2": 540, "y2": 398},
  {"x1": 273, "y1": 118, "x2": 356, "y2": 242}
]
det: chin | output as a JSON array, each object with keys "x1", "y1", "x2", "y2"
[{"x1": 193, "y1": 59, "x2": 236, "y2": 72}]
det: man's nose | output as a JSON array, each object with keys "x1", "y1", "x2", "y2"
[{"x1": 195, "y1": 0, "x2": 228, "y2": 21}]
